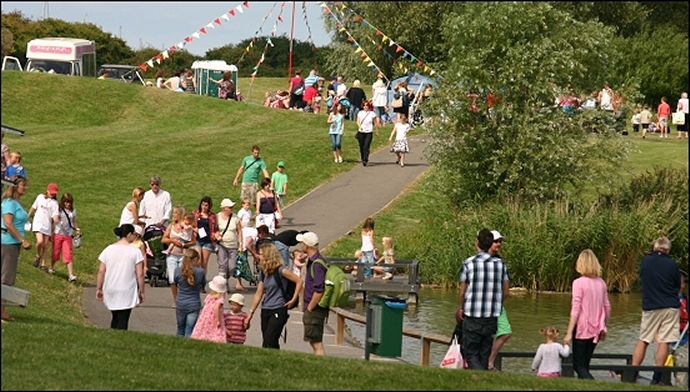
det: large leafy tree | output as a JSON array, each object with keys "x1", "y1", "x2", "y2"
[{"x1": 425, "y1": 2, "x2": 631, "y2": 204}]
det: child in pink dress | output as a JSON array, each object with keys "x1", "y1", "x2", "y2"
[{"x1": 191, "y1": 275, "x2": 227, "y2": 343}]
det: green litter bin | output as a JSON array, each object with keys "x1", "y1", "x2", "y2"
[{"x1": 368, "y1": 294, "x2": 407, "y2": 358}]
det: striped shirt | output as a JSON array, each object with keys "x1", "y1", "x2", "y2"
[
  {"x1": 224, "y1": 311, "x2": 248, "y2": 344},
  {"x1": 459, "y1": 252, "x2": 510, "y2": 318}
]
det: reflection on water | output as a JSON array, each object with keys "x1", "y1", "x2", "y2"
[{"x1": 342, "y1": 288, "x2": 657, "y2": 375}]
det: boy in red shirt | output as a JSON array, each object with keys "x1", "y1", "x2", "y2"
[{"x1": 657, "y1": 96, "x2": 671, "y2": 138}]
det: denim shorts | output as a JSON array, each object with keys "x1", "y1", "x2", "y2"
[{"x1": 195, "y1": 243, "x2": 215, "y2": 252}]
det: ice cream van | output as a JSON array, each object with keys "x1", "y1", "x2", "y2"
[{"x1": 2, "y1": 37, "x2": 97, "y2": 77}]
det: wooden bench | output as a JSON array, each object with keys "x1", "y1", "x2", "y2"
[
  {"x1": 326, "y1": 258, "x2": 421, "y2": 303},
  {"x1": 2, "y1": 284, "x2": 30, "y2": 307}
]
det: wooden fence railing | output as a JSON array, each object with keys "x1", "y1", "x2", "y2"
[{"x1": 330, "y1": 306, "x2": 688, "y2": 384}]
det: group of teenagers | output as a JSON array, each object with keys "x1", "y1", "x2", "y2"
[{"x1": 455, "y1": 229, "x2": 687, "y2": 387}]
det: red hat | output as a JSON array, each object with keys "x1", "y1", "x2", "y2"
[{"x1": 47, "y1": 183, "x2": 59, "y2": 194}]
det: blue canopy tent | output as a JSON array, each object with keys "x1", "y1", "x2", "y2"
[{"x1": 385, "y1": 73, "x2": 439, "y2": 123}]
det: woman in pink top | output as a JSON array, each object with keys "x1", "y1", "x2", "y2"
[{"x1": 563, "y1": 249, "x2": 611, "y2": 379}]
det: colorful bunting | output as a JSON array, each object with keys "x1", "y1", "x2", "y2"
[{"x1": 138, "y1": 2, "x2": 251, "y2": 72}]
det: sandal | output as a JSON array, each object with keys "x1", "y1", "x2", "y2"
[
  {"x1": 1, "y1": 314, "x2": 16, "y2": 322},
  {"x1": 40, "y1": 266, "x2": 49, "y2": 272},
  {"x1": 32, "y1": 257, "x2": 40, "y2": 268}
]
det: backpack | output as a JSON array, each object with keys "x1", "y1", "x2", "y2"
[
  {"x1": 273, "y1": 267, "x2": 298, "y2": 310},
  {"x1": 310, "y1": 258, "x2": 351, "y2": 308}
]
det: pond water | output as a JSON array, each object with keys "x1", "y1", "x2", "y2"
[{"x1": 341, "y1": 288, "x2": 659, "y2": 378}]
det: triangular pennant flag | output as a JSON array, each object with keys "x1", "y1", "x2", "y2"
[
  {"x1": 147, "y1": 59, "x2": 154, "y2": 67},
  {"x1": 168, "y1": 47, "x2": 177, "y2": 55},
  {"x1": 162, "y1": 50, "x2": 169, "y2": 59},
  {"x1": 200, "y1": 27, "x2": 207, "y2": 35},
  {"x1": 398, "y1": 62, "x2": 403, "y2": 70},
  {"x1": 389, "y1": 39, "x2": 395, "y2": 47},
  {"x1": 347, "y1": 36, "x2": 354, "y2": 42},
  {"x1": 404, "y1": 67, "x2": 409, "y2": 74},
  {"x1": 354, "y1": 47, "x2": 362, "y2": 54},
  {"x1": 278, "y1": 15, "x2": 283, "y2": 22},
  {"x1": 396, "y1": 45, "x2": 403, "y2": 53},
  {"x1": 424, "y1": 65, "x2": 429, "y2": 72},
  {"x1": 184, "y1": 36, "x2": 193, "y2": 43},
  {"x1": 367, "y1": 61, "x2": 375, "y2": 67},
  {"x1": 236, "y1": 5, "x2": 244, "y2": 13},
  {"x1": 375, "y1": 30, "x2": 382, "y2": 36},
  {"x1": 207, "y1": 22, "x2": 215, "y2": 29},
  {"x1": 214, "y1": 18, "x2": 222, "y2": 25},
  {"x1": 155, "y1": 57, "x2": 161, "y2": 65},
  {"x1": 192, "y1": 32, "x2": 201, "y2": 39},
  {"x1": 177, "y1": 41, "x2": 185, "y2": 48},
  {"x1": 430, "y1": 70, "x2": 436, "y2": 76},
  {"x1": 360, "y1": 52, "x2": 366, "y2": 58},
  {"x1": 403, "y1": 51, "x2": 409, "y2": 58},
  {"x1": 139, "y1": 64, "x2": 148, "y2": 71},
  {"x1": 221, "y1": 14, "x2": 230, "y2": 21},
  {"x1": 230, "y1": 9, "x2": 236, "y2": 16},
  {"x1": 364, "y1": 57, "x2": 370, "y2": 62},
  {"x1": 243, "y1": 1, "x2": 249, "y2": 8},
  {"x1": 417, "y1": 60, "x2": 423, "y2": 67}
]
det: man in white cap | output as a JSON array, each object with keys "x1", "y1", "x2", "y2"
[
  {"x1": 456, "y1": 228, "x2": 510, "y2": 370},
  {"x1": 297, "y1": 231, "x2": 328, "y2": 356},
  {"x1": 139, "y1": 175, "x2": 172, "y2": 229}
]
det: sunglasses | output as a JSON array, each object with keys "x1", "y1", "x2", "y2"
[{"x1": 150, "y1": 183, "x2": 160, "y2": 186}]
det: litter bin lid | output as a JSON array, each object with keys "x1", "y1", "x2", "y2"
[{"x1": 371, "y1": 294, "x2": 406, "y2": 303}]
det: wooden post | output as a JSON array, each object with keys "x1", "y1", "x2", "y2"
[
  {"x1": 420, "y1": 336, "x2": 431, "y2": 366},
  {"x1": 335, "y1": 311, "x2": 345, "y2": 345}
]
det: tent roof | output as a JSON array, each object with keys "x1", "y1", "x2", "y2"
[
  {"x1": 389, "y1": 73, "x2": 438, "y2": 91},
  {"x1": 191, "y1": 60, "x2": 238, "y2": 72}
]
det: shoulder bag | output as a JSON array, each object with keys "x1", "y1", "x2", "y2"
[
  {"x1": 264, "y1": 191, "x2": 281, "y2": 221},
  {"x1": 392, "y1": 91, "x2": 404, "y2": 108},
  {"x1": 215, "y1": 214, "x2": 232, "y2": 252},
  {"x1": 62, "y1": 208, "x2": 81, "y2": 248}
]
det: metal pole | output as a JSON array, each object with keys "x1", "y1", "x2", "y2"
[
  {"x1": 287, "y1": 1, "x2": 296, "y2": 83},
  {"x1": 364, "y1": 297, "x2": 372, "y2": 361}
]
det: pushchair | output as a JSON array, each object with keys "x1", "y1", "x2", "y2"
[
  {"x1": 143, "y1": 225, "x2": 168, "y2": 287},
  {"x1": 335, "y1": 96, "x2": 351, "y2": 118}
]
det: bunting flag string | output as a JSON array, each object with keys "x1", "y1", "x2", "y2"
[
  {"x1": 237, "y1": 1, "x2": 279, "y2": 65},
  {"x1": 323, "y1": 1, "x2": 443, "y2": 81},
  {"x1": 319, "y1": 2, "x2": 390, "y2": 84},
  {"x1": 246, "y1": 1, "x2": 287, "y2": 94},
  {"x1": 138, "y1": 1, "x2": 251, "y2": 72},
  {"x1": 301, "y1": 1, "x2": 316, "y2": 52}
]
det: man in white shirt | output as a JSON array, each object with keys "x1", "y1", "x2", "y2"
[
  {"x1": 335, "y1": 76, "x2": 347, "y2": 98},
  {"x1": 139, "y1": 175, "x2": 172, "y2": 229}
]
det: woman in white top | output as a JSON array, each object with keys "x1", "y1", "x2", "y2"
[
  {"x1": 119, "y1": 187, "x2": 146, "y2": 228},
  {"x1": 214, "y1": 198, "x2": 244, "y2": 291},
  {"x1": 676, "y1": 92, "x2": 689, "y2": 138},
  {"x1": 371, "y1": 78, "x2": 388, "y2": 126},
  {"x1": 96, "y1": 223, "x2": 145, "y2": 330},
  {"x1": 356, "y1": 101, "x2": 378, "y2": 167},
  {"x1": 27, "y1": 182, "x2": 60, "y2": 271}
]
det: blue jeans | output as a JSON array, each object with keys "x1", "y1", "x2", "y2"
[
  {"x1": 274, "y1": 240, "x2": 290, "y2": 267},
  {"x1": 330, "y1": 133, "x2": 342, "y2": 151},
  {"x1": 349, "y1": 106, "x2": 361, "y2": 121},
  {"x1": 361, "y1": 250, "x2": 374, "y2": 276},
  {"x1": 176, "y1": 308, "x2": 200, "y2": 337},
  {"x1": 166, "y1": 254, "x2": 184, "y2": 284}
]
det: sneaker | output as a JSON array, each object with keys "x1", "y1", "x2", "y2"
[
  {"x1": 68, "y1": 275, "x2": 77, "y2": 282},
  {"x1": 338, "y1": 156, "x2": 343, "y2": 163},
  {"x1": 47, "y1": 268, "x2": 55, "y2": 274},
  {"x1": 335, "y1": 158, "x2": 338, "y2": 163}
]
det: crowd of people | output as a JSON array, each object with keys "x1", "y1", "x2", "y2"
[{"x1": 453, "y1": 229, "x2": 687, "y2": 387}]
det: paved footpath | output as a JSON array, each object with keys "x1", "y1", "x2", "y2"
[{"x1": 83, "y1": 135, "x2": 430, "y2": 360}]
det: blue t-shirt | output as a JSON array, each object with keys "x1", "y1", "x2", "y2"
[
  {"x1": 174, "y1": 266, "x2": 207, "y2": 312},
  {"x1": 1, "y1": 198, "x2": 28, "y2": 244},
  {"x1": 5, "y1": 164, "x2": 26, "y2": 179},
  {"x1": 329, "y1": 114, "x2": 344, "y2": 135},
  {"x1": 258, "y1": 265, "x2": 288, "y2": 310}
]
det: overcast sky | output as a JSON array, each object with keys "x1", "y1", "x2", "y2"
[{"x1": 1, "y1": 1, "x2": 333, "y2": 56}]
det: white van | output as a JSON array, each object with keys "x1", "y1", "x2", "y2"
[{"x1": 2, "y1": 37, "x2": 97, "y2": 77}]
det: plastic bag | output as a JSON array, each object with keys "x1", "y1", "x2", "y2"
[{"x1": 440, "y1": 336, "x2": 464, "y2": 369}]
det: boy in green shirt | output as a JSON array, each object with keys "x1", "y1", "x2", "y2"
[{"x1": 271, "y1": 161, "x2": 289, "y2": 208}]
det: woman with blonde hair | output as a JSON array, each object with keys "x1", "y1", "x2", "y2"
[
  {"x1": 346, "y1": 79, "x2": 366, "y2": 121},
  {"x1": 119, "y1": 187, "x2": 146, "y2": 228},
  {"x1": 162, "y1": 205, "x2": 197, "y2": 306},
  {"x1": 174, "y1": 248, "x2": 206, "y2": 336},
  {"x1": 244, "y1": 242, "x2": 302, "y2": 349},
  {"x1": 563, "y1": 249, "x2": 611, "y2": 379}
]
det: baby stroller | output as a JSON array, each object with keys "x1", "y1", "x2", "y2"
[
  {"x1": 335, "y1": 96, "x2": 351, "y2": 118},
  {"x1": 143, "y1": 225, "x2": 168, "y2": 287}
]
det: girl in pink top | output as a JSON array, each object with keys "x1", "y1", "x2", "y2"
[{"x1": 563, "y1": 249, "x2": 611, "y2": 379}]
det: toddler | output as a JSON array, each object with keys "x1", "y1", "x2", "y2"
[
  {"x1": 373, "y1": 236, "x2": 395, "y2": 280},
  {"x1": 190, "y1": 275, "x2": 227, "y2": 343},
  {"x1": 5, "y1": 151, "x2": 26, "y2": 180},
  {"x1": 531, "y1": 326, "x2": 570, "y2": 378},
  {"x1": 291, "y1": 249, "x2": 307, "y2": 276},
  {"x1": 237, "y1": 198, "x2": 253, "y2": 228},
  {"x1": 224, "y1": 293, "x2": 248, "y2": 345},
  {"x1": 167, "y1": 213, "x2": 195, "y2": 254}
]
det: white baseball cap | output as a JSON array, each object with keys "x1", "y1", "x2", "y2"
[
  {"x1": 491, "y1": 230, "x2": 504, "y2": 241},
  {"x1": 296, "y1": 232, "x2": 319, "y2": 247}
]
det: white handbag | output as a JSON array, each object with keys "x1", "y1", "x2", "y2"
[{"x1": 672, "y1": 111, "x2": 685, "y2": 125}]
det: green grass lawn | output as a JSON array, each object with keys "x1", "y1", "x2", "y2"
[{"x1": 1, "y1": 71, "x2": 683, "y2": 390}]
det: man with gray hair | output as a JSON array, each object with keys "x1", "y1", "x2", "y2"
[
  {"x1": 632, "y1": 236, "x2": 681, "y2": 384},
  {"x1": 139, "y1": 175, "x2": 172, "y2": 229}
]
